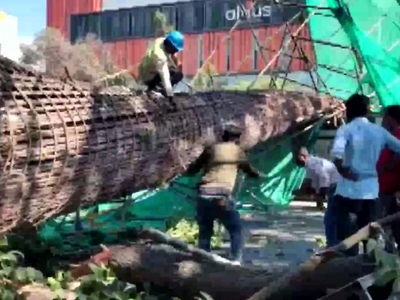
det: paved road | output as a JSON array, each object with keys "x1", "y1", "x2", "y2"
[{"x1": 215, "y1": 201, "x2": 326, "y2": 268}]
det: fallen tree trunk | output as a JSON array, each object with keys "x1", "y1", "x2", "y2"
[
  {"x1": 0, "y1": 56, "x2": 344, "y2": 234},
  {"x1": 247, "y1": 212, "x2": 400, "y2": 300},
  {"x1": 247, "y1": 255, "x2": 375, "y2": 300},
  {"x1": 88, "y1": 244, "x2": 374, "y2": 300},
  {"x1": 70, "y1": 224, "x2": 381, "y2": 300}
]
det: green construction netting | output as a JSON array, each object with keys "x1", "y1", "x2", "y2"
[
  {"x1": 31, "y1": 124, "x2": 321, "y2": 253},
  {"x1": 31, "y1": 0, "x2": 400, "y2": 253},
  {"x1": 307, "y1": 0, "x2": 400, "y2": 108}
]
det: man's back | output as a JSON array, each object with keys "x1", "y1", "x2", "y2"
[
  {"x1": 332, "y1": 117, "x2": 400, "y2": 199},
  {"x1": 305, "y1": 156, "x2": 339, "y2": 192},
  {"x1": 185, "y1": 141, "x2": 260, "y2": 197},
  {"x1": 201, "y1": 142, "x2": 245, "y2": 193},
  {"x1": 334, "y1": 117, "x2": 387, "y2": 176},
  {"x1": 139, "y1": 38, "x2": 168, "y2": 83}
]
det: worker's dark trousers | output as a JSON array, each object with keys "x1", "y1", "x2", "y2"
[
  {"x1": 335, "y1": 195, "x2": 377, "y2": 256},
  {"x1": 196, "y1": 197, "x2": 243, "y2": 261},
  {"x1": 145, "y1": 66, "x2": 183, "y2": 96}
]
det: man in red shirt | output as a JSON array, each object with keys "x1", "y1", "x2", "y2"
[{"x1": 377, "y1": 105, "x2": 400, "y2": 251}]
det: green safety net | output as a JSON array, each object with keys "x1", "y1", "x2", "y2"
[
  {"x1": 33, "y1": 124, "x2": 321, "y2": 253},
  {"x1": 32, "y1": 0, "x2": 400, "y2": 253},
  {"x1": 306, "y1": 0, "x2": 400, "y2": 108}
]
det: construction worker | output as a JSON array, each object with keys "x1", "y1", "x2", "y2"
[
  {"x1": 138, "y1": 31, "x2": 184, "y2": 107},
  {"x1": 184, "y1": 122, "x2": 265, "y2": 265}
]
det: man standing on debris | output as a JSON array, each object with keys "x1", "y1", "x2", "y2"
[
  {"x1": 295, "y1": 147, "x2": 340, "y2": 247},
  {"x1": 377, "y1": 105, "x2": 400, "y2": 252},
  {"x1": 331, "y1": 94, "x2": 400, "y2": 255},
  {"x1": 138, "y1": 31, "x2": 184, "y2": 106},
  {"x1": 184, "y1": 122, "x2": 265, "y2": 265}
]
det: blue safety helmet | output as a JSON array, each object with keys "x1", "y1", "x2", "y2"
[{"x1": 165, "y1": 31, "x2": 185, "y2": 52}]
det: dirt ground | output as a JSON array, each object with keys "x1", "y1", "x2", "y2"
[{"x1": 215, "y1": 201, "x2": 326, "y2": 267}]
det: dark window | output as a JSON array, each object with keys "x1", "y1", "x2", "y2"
[
  {"x1": 193, "y1": 2, "x2": 205, "y2": 32},
  {"x1": 101, "y1": 12, "x2": 114, "y2": 42},
  {"x1": 77, "y1": 15, "x2": 88, "y2": 40},
  {"x1": 112, "y1": 11, "x2": 120, "y2": 38},
  {"x1": 160, "y1": 5, "x2": 176, "y2": 30},
  {"x1": 70, "y1": 15, "x2": 79, "y2": 43},
  {"x1": 129, "y1": 9, "x2": 138, "y2": 36},
  {"x1": 205, "y1": 1, "x2": 225, "y2": 30},
  {"x1": 141, "y1": 8, "x2": 158, "y2": 37},
  {"x1": 87, "y1": 14, "x2": 101, "y2": 39},
  {"x1": 222, "y1": 1, "x2": 238, "y2": 29},
  {"x1": 176, "y1": 2, "x2": 196, "y2": 33},
  {"x1": 119, "y1": 10, "x2": 130, "y2": 38}
]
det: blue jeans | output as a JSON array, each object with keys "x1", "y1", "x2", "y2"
[
  {"x1": 324, "y1": 184, "x2": 338, "y2": 248},
  {"x1": 196, "y1": 197, "x2": 243, "y2": 261}
]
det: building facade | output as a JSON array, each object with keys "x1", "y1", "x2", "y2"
[
  {"x1": 0, "y1": 11, "x2": 19, "y2": 62},
  {"x1": 47, "y1": 0, "x2": 314, "y2": 78}
]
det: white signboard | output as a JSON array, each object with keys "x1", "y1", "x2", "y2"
[{"x1": 225, "y1": 5, "x2": 272, "y2": 21}]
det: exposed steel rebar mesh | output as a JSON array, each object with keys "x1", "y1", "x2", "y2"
[{"x1": 0, "y1": 56, "x2": 343, "y2": 234}]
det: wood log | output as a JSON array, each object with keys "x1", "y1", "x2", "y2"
[
  {"x1": 247, "y1": 255, "x2": 375, "y2": 300},
  {"x1": 70, "y1": 244, "x2": 373, "y2": 300},
  {"x1": 0, "y1": 55, "x2": 344, "y2": 234},
  {"x1": 247, "y1": 212, "x2": 400, "y2": 300},
  {"x1": 68, "y1": 226, "x2": 379, "y2": 300}
]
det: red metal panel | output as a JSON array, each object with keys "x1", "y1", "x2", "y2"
[
  {"x1": 47, "y1": 0, "x2": 67, "y2": 36},
  {"x1": 229, "y1": 31, "x2": 239, "y2": 73},
  {"x1": 114, "y1": 41, "x2": 128, "y2": 69},
  {"x1": 242, "y1": 29, "x2": 253, "y2": 73},
  {"x1": 46, "y1": 0, "x2": 52, "y2": 28},
  {"x1": 230, "y1": 29, "x2": 252, "y2": 73},
  {"x1": 78, "y1": 0, "x2": 103, "y2": 13},
  {"x1": 257, "y1": 27, "x2": 268, "y2": 71},
  {"x1": 214, "y1": 32, "x2": 227, "y2": 74},
  {"x1": 126, "y1": 39, "x2": 148, "y2": 77},
  {"x1": 181, "y1": 34, "x2": 199, "y2": 76},
  {"x1": 201, "y1": 32, "x2": 227, "y2": 75},
  {"x1": 64, "y1": 0, "x2": 76, "y2": 39},
  {"x1": 202, "y1": 32, "x2": 212, "y2": 66},
  {"x1": 104, "y1": 42, "x2": 121, "y2": 71},
  {"x1": 261, "y1": 25, "x2": 285, "y2": 71},
  {"x1": 284, "y1": 24, "x2": 315, "y2": 72},
  {"x1": 47, "y1": 0, "x2": 103, "y2": 38},
  {"x1": 229, "y1": 24, "x2": 316, "y2": 74}
]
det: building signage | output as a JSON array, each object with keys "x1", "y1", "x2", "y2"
[{"x1": 225, "y1": 5, "x2": 272, "y2": 21}]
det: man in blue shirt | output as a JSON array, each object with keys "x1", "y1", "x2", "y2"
[{"x1": 331, "y1": 94, "x2": 400, "y2": 255}]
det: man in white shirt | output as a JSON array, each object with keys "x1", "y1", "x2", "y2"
[
  {"x1": 296, "y1": 147, "x2": 340, "y2": 247},
  {"x1": 331, "y1": 94, "x2": 400, "y2": 255}
]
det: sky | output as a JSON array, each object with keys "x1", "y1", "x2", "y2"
[{"x1": 0, "y1": 0, "x2": 46, "y2": 41}]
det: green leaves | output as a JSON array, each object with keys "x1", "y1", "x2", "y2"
[
  {"x1": 167, "y1": 219, "x2": 223, "y2": 249},
  {"x1": 0, "y1": 250, "x2": 44, "y2": 300},
  {"x1": 366, "y1": 239, "x2": 377, "y2": 255},
  {"x1": 0, "y1": 247, "x2": 191, "y2": 300},
  {"x1": 48, "y1": 276, "x2": 62, "y2": 291},
  {"x1": 367, "y1": 237, "x2": 400, "y2": 299}
]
